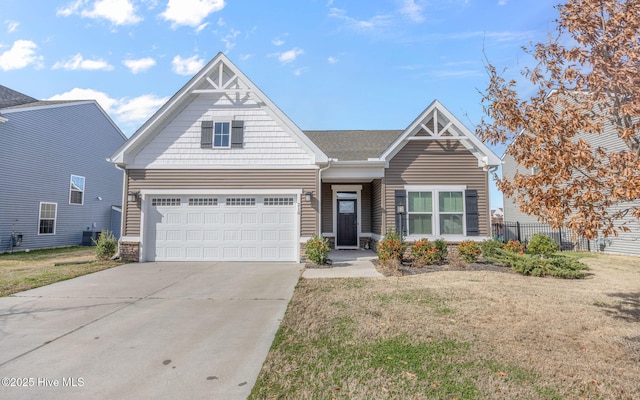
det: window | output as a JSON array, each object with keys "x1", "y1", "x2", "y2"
[
  {"x1": 189, "y1": 198, "x2": 218, "y2": 206},
  {"x1": 226, "y1": 197, "x2": 256, "y2": 206},
  {"x1": 152, "y1": 198, "x2": 181, "y2": 207},
  {"x1": 408, "y1": 192, "x2": 433, "y2": 235},
  {"x1": 39, "y1": 202, "x2": 57, "y2": 235},
  {"x1": 213, "y1": 122, "x2": 230, "y2": 148},
  {"x1": 69, "y1": 175, "x2": 85, "y2": 205},
  {"x1": 407, "y1": 188, "x2": 465, "y2": 236},
  {"x1": 264, "y1": 197, "x2": 294, "y2": 206},
  {"x1": 439, "y1": 191, "x2": 464, "y2": 235}
]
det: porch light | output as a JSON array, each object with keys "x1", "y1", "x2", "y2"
[
  {"x1": 127, "y1": 191, "x2": 139, "y2": 202},
  {"x1": 396, "y1": 204, "x2": 405, "y2": 215},
  {"x1": 304, "y1": 192, "x2": 313, "y2": 202}
]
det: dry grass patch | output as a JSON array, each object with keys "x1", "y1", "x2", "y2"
[
  {"x1": 0, "y1": 247, "x2": 122, "y2": 296},
  {"x1": 251, "y1": 254, "x2": 640, "y2": 399}
]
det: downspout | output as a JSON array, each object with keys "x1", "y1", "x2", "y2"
[{"x1": 317, "y1": 158, "x2": 335, "y2": 236}]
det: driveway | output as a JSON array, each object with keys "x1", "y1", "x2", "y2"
[{"x1": 0, "y1": 262, "x2": 302, "y2": 400}]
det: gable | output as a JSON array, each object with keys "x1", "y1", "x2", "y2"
[
  {"x1": 381, "y1": 100, "x2": 501, "y2": 169},
  {"x1": 111, "y1": 53, "x2": 327, "y2": 168}
]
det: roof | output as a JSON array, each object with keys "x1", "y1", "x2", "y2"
[
  {"x1": 0, "y1": 85, "x2": 38, "y2": 109},
  {"x1": 0, "y1": 99, "x2": 82, "y2": 110},
  {"x1": 305, "y1": 130, "x2": 403, "y2": 161}
]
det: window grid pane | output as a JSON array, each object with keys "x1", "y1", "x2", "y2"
[
  {"x1": 152, "y1": 198, "x2": 181, "y2": 207},
  {"x1": 440, "y1": 214, "x2": 464, "y2": 235},
  {"x1": 439, "y1": 192, "x2": 463, "y2": 212},
  {"x1": 226, "y1": 197, "x2": 256, "y2": 206},
  {"x1": 408, "y1": 192, "x2": 432, "y2": 213},
  {"x1": 188, "y1": 198, "x2": 218, "y2": 206},
  {"x1": 264, "y1": 197, "x2": 294, "y2": 206},
  {"x1": 214, "y1": 122, "x2": 230, "y2": 147},
  {"x1": 409, "y1": 214, "x2": 432, "y2": 235}
]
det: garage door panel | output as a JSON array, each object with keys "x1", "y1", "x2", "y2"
[{"x1": 148, "y1": 195, "x2": 298, "y2": 262}]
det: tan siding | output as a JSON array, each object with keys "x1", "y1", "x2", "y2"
[
  {"x1": 385, "y1": 140, "x2": 490, "y2": 236},
  {"x1": 321, "y1": 182, "x2": 333, "y2": 233},
  {"x1": 361, "y1": 182, "x2": 372, "y2": 233},
  {"x1": 124, "y1": 169, "x2": 317, "y2": 237},
  {"x1": 371, "y1": 179, "x2": 383, "y2": 236}
]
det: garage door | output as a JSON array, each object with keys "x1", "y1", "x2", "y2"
[{"x1": 146, "y1": 195, "x2": 298, "y2": 261}]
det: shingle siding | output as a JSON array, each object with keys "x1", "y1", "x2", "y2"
[
  {"x1": 384, "y1": 140, "x2": 490, "y2": 236},
  {"x1": 0, "y1": 102, "x2": 125, "y2": 252},
  {"x1": 123, "y1": 169, "x2": 318, "y2": 237}
]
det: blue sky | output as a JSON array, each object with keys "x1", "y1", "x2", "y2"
[{"x1": 0, "y1": 0, "x2": 561, "y2": 207}]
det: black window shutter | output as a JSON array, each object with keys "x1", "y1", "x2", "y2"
[
  {"x1": 201, "y1": 121, "x2": 213, "y2": 148},
  {"x1": 465, "y1": 189, "x2": 479, "y2": 236},
  {"x1": 231, "y1": 120, "x2": 244, "y2": 148},
  {"x1": 394, "y1": 190, "x2": 407, "y2": 236}
]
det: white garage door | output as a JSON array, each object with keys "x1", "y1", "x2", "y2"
[{"x1": 146, "y1": 195, "x2": 298, "y2": 262}]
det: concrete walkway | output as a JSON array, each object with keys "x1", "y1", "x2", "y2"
[{"x1": 302, "y1": 249, "x2": 383, "y2": 278}]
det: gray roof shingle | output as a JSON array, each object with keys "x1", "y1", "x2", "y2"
[
  {"x1": 304, "y1": 130, "x2": 403, "y2": 161},
  {"x1": 0, "y1": 85, "x2": 38, "y2": 109}
]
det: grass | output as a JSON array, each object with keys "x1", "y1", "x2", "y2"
[
  {"x1": 250, "y1": 280, "x2": 559, "y2": 400},
  {"x1": 0, "y1": 246, "x2": 122, "y2": 296}
]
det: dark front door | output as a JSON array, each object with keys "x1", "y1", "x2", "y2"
[{"x1": 337, "y1": 199, "x2": 357, "y2": 247}]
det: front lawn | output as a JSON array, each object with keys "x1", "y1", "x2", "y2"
[
  {"x1": 250, "y1": 253, "x2": 640, "y2": 399},
  {"x1": 0, "y1": 247, "x2": 122, "y2": 296}
]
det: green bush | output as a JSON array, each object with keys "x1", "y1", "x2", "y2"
[
  {"x1": 94, "y1": 230, "x2": 117, "y2": 261},
  {"x1": 411, "y1": 238, "x2": 447, "y2": 265},
  {"x1": 377, "y1": 229, "x2": 406, "y2": 263},
  {"x1": 457, "y1": 241, "x2": 481, "y2": 263},
  {"x1": 527, "y1": 234, "x2": 559, "y2": 257},
  {"x1": 480, "y1": 238, "x2": 504, "y2": 259},
  {"x1": 305, "y1": 235, "x2": 330, "y2": 265},
  {"x1": 486, "y1": 248, "x2": 589, "y2": 279}
]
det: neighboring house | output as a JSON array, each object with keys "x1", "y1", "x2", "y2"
[
  {"x1": 0, "y1": 85, "x2": 127, "y2": 252},
  {"x1": 491, "y1": 207, "x2": 504, "y2": 224},
  {"x1": 109, "y1": 53, "x2": 501, "y2": 262},
  {"x1": 502, "y1": 110, "x2": 640, "y2": 256}
]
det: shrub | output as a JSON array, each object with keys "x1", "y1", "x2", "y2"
[
  {"x1": 486, "y1": 248, "x2": 589, "y2": 279},
  {"x1": 527, "y1": 233, "x2": 559, "y2": 257},
  {"x1": 480, "y1": 238, "x2": 504, "y2": 258},
  {"x1": 305, "y1": 235, "x2": 330, "y2": 265},
  {"x1": 94, "y1": 230, "x2": 117, "y2": 261},
  {"x1": 457, "y1": 241, "x2": 481, "y2": 263},
  {"x1": 411, "y1": 238, "x2": 447, "y2": 266},
  {"x1": 503, "y1": 240, "x2": 525, "y2": 255},
  {"x1": 377, "y1": 229, "x2": 406, "y2": 263}
]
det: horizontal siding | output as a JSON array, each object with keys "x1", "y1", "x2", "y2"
[
  {"x1": 124, "y1": 169, "x2": 317, "y2": 237},
  {"x1": 132, "y1": 93, "x2": 313, "y2": 167},
  {"x1": 371, "y1": 179, "x2": 383, "y2": 236},
  {"x1": 0, "y1": 103, "x2": 125, "y2": 252},
  {"x1": 384, "y1": 140, "x2": 490, "y2": 236},
  {"x1": 361, "y1": 183, "x2": 372, "y2": 233},
  {"x1": 501, "y1": 153, "x2": 541, "y2": 224},
  {"x1": 321, "y1": 182, "x2": 333, "y2": 233}
]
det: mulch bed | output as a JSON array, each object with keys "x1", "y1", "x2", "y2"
[{"x1": 372, "y1": 258, "x2": 515, "y2": 277}]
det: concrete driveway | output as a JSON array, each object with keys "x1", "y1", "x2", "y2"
[{"x1": 0, "y1": 261, "x2": 302, "y2": 400}]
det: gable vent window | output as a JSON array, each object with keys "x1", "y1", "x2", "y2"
[
  {"x1": 152, "y1": 198, "x2": 181, "y2": 207},
  {"x1": 189, "y1": 198, "x2": 218, "y2": 206},
  {"x1": 264, "y1": 197, "x2": 294, "y2": 206},
  {"x1": 69, "y1": 175, "x2": 85, "y2": 205},
  {"x1": 226, "y1": 197, "x2": 255, "y2": 206}
]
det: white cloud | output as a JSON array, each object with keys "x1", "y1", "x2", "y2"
[
  {"x1": 123, "y1": 57, "x2": 156, "y2": 73},
  {"x1": 52, "y1": 54, "x2": 114, "y2": 71},
  {"x1": 498, "y1": 0, "x2": 507, "y2": 5},
  {"x1": 400, "y1": 0, "x2": 425, "y2": 23},
  {"x1": 0, "y1": 40, "x2": 43, "y2": 71},
  {"x1": 172, "y1": 54, "x2": 204, "y2": 75},
  {"x1": 272, "y1": 39, "x2": 285, "y2": 46},
  {"x1": 278, "y1": 48, "x2": 304, "y2": 64},
  {"x1": 6, "y1": 20, "x2": 19, "y2": 33},
  {"x1": 57, "y1": 0, "x2": 142, "y2": 25},
  {"x1": 161, "y1": 0, "x2": 226, "y2": 28},
  {"x1": 328, "y1": 7, "x2": 392, "y2": 30},
  {"x1": 48, "y1": 88, "x2": 169, "y2": 136},
  {"x1": 328, "y1": 56, "x2": 338, "y2": 64}
]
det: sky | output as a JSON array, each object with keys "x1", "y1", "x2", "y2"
[{"x1": 0, "y1": 0, "x2": 562, "y2": 208}]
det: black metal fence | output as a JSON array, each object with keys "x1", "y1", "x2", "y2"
[{"x1": 491, "y1": 222, "x2": 591, "y2": 252}]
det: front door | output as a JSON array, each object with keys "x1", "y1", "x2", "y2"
[{"x1": 336, "y1": 198, "x2": 357, "y2": 247}]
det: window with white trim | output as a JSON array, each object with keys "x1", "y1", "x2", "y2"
[
  {"x1": 226, "y1": 197, "x2": 256, "y2": 206},
  {"x1": 152, "y1": 198, "x2": 181, "y2": 207},
  {"x1": 264, "y1": 197, "x2": 294, "y2": 206},
  {"x1": 213, "y1": 122, "x2": 230, "y2": 148},
  {"x1": 407, "y1": 188, "x2": 465, "y2": 236},
  {"x1": 39, "y1": 202, "x2": 57, "y2": 235},
  {"x1": 69, "y1": 175, "x2": 85, "y2": 205},
  {"x1": 189, "y1": 198, "x2": 218, "y2": 206}
]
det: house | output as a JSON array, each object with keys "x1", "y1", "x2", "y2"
[
  {"x1": 0, "y1": 85, "x2": 127, "y2": 252},
  {"x1": 109, "y1": 53, "x2": 501, "y2": 262},
  {"x1": 502, "y1": 99, "x2": 640, "y2": 256}
]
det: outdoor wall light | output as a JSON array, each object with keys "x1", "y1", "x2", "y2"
[
  {"x1": 305, "y1": 192, "x2": 313, "y2": 202},
  {"x1": 127, "y1": 191, "x2": 139, "y2": 202},
  {"x1": 396, "y1": 204, "x2": 405, "y2": 215}
]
